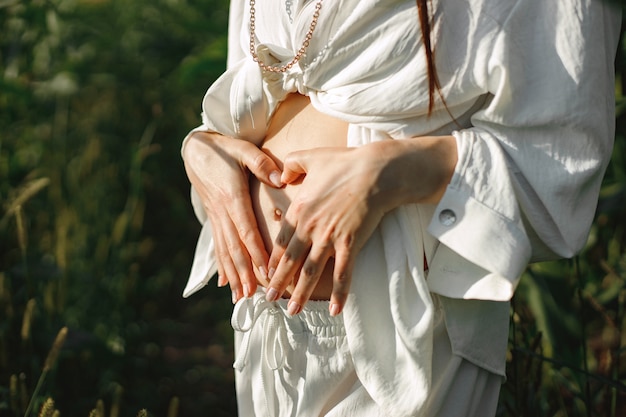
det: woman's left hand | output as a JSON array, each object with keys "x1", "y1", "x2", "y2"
[
  {"x1": 265, "y1": 137, "x2": 457, "y2": 316},
  {"x1": 265, "y1": 146, "x2": 388, "y2": 316}
]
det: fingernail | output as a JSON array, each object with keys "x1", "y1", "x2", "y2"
[
  {"x1": 243, "y1": 284, "x2": 251, "y2": 298},
  {"x1": 217, "y1": 275, "x2": 226, "y2": 287},
  {"x1": 232, "y1": 291, "x2": 238, "y2": 304},
  {"x1": 270, "y1": 171, "x2": 282, "y2": 187},
  {"x1": 266, "y1": 287, "x2": 279, "y2": 302},
  {"x1": 287, "y1": 300, "x2": 301, "y2": 316},
  {"x1": 329, "y1": 303, "x2": 341, "y2": 317},
  {"x1": 268, "y1": 267, "x2": 275, "y2": 279},
  {"x1": 259, "y1": 266, "x2": 268, "y2": 280}
]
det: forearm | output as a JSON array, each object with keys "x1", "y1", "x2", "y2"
[{"x1": 365, "y1": 135, "x2": 458, "y2": 211}]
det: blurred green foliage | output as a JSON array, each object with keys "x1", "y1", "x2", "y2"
[
  {"x1": 0, "y1": 0, "x2": 625, "y2": 416},
  {"x1": 1, "y1": 0, "x2": 236, "y2": 415}
]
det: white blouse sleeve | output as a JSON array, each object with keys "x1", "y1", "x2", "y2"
[
  {"x1": 226, "y1": 0, "x2": 246, "y2": 68},
  {"x1": 427, "y1": 0, "x2": 621, "y2": 301}
]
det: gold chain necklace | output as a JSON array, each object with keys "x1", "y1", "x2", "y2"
[{"x1": 249, "y1": 0, "x2": 324, "y2": 73}]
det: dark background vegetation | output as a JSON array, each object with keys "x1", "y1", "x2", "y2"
[{"x1": 1, "y1": 0, "x2": 625, "y2": 416}]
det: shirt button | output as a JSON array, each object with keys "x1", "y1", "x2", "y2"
[{"x1": 438, "y1": 209, "x2": 457, "y2": 226}]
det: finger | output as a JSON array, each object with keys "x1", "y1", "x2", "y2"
[
  {"x1": 213, "y1": 232, "x2": 228, "y2": 288},
  {"x1": 223, "y1": 257, "x2": 242, "y2": 304},
  {"x1": 205, "y1": 209, "x2": 228, "y2": 288},
  {"x1": 216, "y1": 224, "x2": 258, "y2": 300},
  {"x1": 218, "y1": 209, "x2": 258, "y2": 300},
  {"x1": 266, "y1": 224, "x2": 310, "y2": 302},
  {"x1": 228, "y1": 190, "x2": 270, "y2": 281},
  {"x1": 266, "y1": 214, "x2": 296, "y2": 280},
  {"x1": 241, "y1": 144, "x2": 283, "y2": 188},
  {"x1": 281, "y1": 150, "x2": 309, "y2": 184},
  {"x1": 206, "y1": 197, "x2": 262, "y2": 297},
  {"x1": 328, "y1": 244, "x2": 354, "y2": 316},
  {"x1": 286, "y1": 243, "x2": 332, "y2": 315},
  {"x1": 213, "y1": 226, "x2": 242, "y2": 304},
  {"x1": 210, "y1": 222, "x2": 242, "y2": 302},
  {"x1": 217, "y1": 274, "x2": 229, "y2": 288}
]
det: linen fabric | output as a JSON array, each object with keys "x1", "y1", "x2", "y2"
[
  {"x1": 233, "y1": 288, "x2": 501, "y2": 417},
  {"x1": 181, "y1": 0, "x2": 621, "y2": 415}
]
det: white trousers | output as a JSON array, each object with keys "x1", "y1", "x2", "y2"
[{"x1": 232, "y1": 291, "x2": 502, "y2": 417}]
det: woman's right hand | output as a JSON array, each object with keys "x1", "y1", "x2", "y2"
[{"x1": 182, "y1": 131, "x2": 283, "y2": 303}]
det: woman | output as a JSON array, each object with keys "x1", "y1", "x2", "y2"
[{"x1": 181, "y1": 0, "x2": 621, "y2": 415}]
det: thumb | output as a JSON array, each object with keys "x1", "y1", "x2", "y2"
[
  {"x1": 281, "y1": 150, "x2": 308, "y2": 184},
  {"x1": 242, "y1": 146, "x2": 283, "y2": 188}
]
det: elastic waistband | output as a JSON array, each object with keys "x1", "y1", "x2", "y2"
[
  {"x1": 236, "y1": 289, "x2": 346, "y2": 338},
  {"x1": 232, "y1": 289, "x2": 346, "y2": 372},
  {"x1": 275, "y1": 296, "x2": 345, "y2": 339}
]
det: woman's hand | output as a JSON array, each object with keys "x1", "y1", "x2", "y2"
[
  {"x1": 182, "y1": 131, "x2": 283, "y2": 303},
  {"x1": 265, "y1": 136, "x2": 457, "y2": 316},
  {"x1": 264, "y1": 145, "x2": 392, "y2": 317}
]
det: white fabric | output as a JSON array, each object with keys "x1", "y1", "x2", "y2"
[
  {"x1": 233, "y1": 289, "x2": 502, "y2": 417},
  {"x1": 181, "y1": 0, "x2": 620, "y2": 415},
  {"x1": 183, "y1": 0, "x2": 620, "y2": 299},
  {"x1": 233, "y1": 290, "x2": 351, "y2": 417}
]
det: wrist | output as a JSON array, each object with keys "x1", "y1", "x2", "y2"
[{"x1": 182, "y1": 130, "x2": 223, "y2": 161}]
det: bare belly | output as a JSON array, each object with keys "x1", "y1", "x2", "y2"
[{"x1": 250, "y1": 93, "x2": 348, "y2": 300}]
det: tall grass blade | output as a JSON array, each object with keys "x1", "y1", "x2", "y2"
[
  {"x1": 15, "y1": 205, "x2": 27, "y2": 257},
  {"x1": 19, "y1": 373, "x2": 28, "y2": 413},
  {"x1": 167, "y1": 397, "x2": 179, "y2": 417},
  {"x1": 95, "y1": 399, "x2": 105, "y2": 417},
  {"x1": 24, "y1": 327, "x2": 68, "y2": 417},
  {"x1": 21, "y1": 299, "x2": 36, "y2": 342},
  {"x1": 10, "y1": 374, "x2": 19, "y2": 414},
  {"x1": 1, "y1": 178, "x2": 50, "y2": 227}
]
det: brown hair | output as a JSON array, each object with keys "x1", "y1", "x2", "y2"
[{"x1": 416, "y1": 0, "x2": 441, "y2": 116}]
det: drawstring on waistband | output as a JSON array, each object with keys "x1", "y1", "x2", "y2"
[
  {"x1": 232, "y1": 292, "x2": 289, "y2": 372},
  {"x1": 232, "y1": 292, "x2": 291, "y2": 416},
  {"x1": 231, "y1": 291, "x2": 348, "y2": 416}
]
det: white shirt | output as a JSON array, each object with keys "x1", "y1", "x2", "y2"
[{"x1": 182, "y1": 0, "x2": 621, "y2": 414}]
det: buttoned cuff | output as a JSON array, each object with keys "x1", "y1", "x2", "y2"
[{"x1": 426, "y1": 187, "x2": 531, "y2": 301}]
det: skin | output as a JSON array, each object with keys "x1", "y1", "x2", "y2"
[
  {"x1": 183, "y1": 132, "x2": 281, "y2": 302},
  {"x1": 265, "y1": 136, "x2": 458, "y2": 316},
  {"x1": 182, "y1": 95, "x2": 457, "y2": 316}
]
